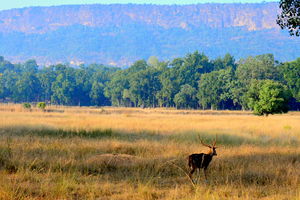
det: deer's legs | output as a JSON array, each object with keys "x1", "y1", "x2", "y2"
[
  {"x1": 188, "y1": 167, "x2": 196, "y2": 184},
  {"x1": 189, "y1": 167, "x2": 196, "y2": 179},
  {"x1": 203, "y1": 168, "x2": 208, "y2": 180}
]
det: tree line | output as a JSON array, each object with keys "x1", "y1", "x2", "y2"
[{"x1": 0, "y1": 52, "x2": 299, "y2": 114}]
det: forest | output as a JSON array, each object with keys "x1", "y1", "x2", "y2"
[{"x1": 0, "y1": 52, "x2": 299, "y2": 114}]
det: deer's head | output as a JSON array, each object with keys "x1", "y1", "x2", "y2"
[{"x1": 199, "y1": 136, "x2": 218, "y2": 156}]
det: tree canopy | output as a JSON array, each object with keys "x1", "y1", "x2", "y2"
[
  {"x1": 247, "y1": 80, "x2": 291, "y2": 116},
  {"x1": 277, "y1": 0, "x2": 300, "y2": 36},
  {"x1": 0, "y1": 52, "x2": 299, "y2": 115}
]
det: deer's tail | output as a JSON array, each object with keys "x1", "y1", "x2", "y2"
[{"x1": 188, "y1": 155, "x2": 192, "y2": 168}]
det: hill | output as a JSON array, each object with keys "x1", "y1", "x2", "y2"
[{"x1": 0, "y1": 3, "x2": 299, "y2": 66}]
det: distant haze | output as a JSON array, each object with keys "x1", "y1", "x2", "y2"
[
  {"x1": 0, "y1": 0, "x2": 279, "y2": 11},
  {"x1": 0, "y1": 2, "x2": 299, "y2": 66}
]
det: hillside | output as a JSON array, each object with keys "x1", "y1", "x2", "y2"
[{"x1": 0, "y1": 3, "x2": 299, "y2": 66}]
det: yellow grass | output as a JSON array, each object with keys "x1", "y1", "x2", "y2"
[
  {"x1": 1, "y1": 104, "x2": 300, "y2": 138},
  {"x1": 0, "y1": 104, "x2": 299, "y2": 199}
]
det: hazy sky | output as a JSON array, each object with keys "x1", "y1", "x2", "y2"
[{"x1": 0, "y1": 0, "x2": 278, "y2": 11}]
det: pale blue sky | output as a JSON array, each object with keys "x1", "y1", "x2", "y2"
[{"x1": 0, "y1": 0, "x2": 278, "y2": 11}]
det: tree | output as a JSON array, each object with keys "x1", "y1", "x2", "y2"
[
  {"x1": 128, "y1": 66, "x2": 161, "y2": 107},
  {"x1": 0, "y1": 58, "x2": 17, "y2": 73},
  {"x1": 90, "y1": 82, "x2": 107, "y2": 106},
  {"x1": 174, "y1": 84, "x2": 197, "y2": 109},
  {"x1": 247, "y1": 80, "x2": 291, "y2": 116},
  {"x1": 277, "y1": 0, "x2": 300, "y2": 36},
  {"x1": 171, "y1": 51, "x2": 212, "y2": 89},
  {"x1": 38, "y1": 66, "x2": 56, "y2": 102},
  {"x1": 104, "y1": 71, "x2": 129, "y2": 106},
  {"x1": 51, "y1": 66, "x2": 76, "y2": 105},
  {"x1": 236, "y1": 54, "x2": 279, "y2": 85},
  {"x1": 147, "y1": 56, "x2": 160, "y2": 68},
  {"x1": 0, "y1": 73, "x2": 3, "y2": 99},
  {"x1": 156, "y1": 68, "x2": 177, "y2": 107},
  {"x1": 1, "y1": 70, "x2": 17, "y2": 101},
  {"x1": 14, "y1": 72, "x2": 41, "y2": 102},
  {"x1": 279, "y1": 58, "x2": 300, "y2": 110},
  {"x1": 74, "y1": 68, "x2": 92, "y2": 106},
  {"x1": 212, "y1": 53, "x2": 237, "y2": 71},
  {"x1": 235, "y1": 54, "x2": 280, "y2": 109},
  {"x1": 22, "y1": 60, "x2": 39, "y2": 73},
  {"x1": 198, "y1": 68, "x2": 235, "y2": 110},
  {"x1": 279, "y1": 58, "x2": 300, "y2": 101}
]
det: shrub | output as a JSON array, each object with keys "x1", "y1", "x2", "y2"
[
  {"x1": 22, "y1": 103, "x2": 31, "y2": 109},
  {"x1": 37, "y1": 102, "x2": 46, "y2": 110},
  {"x1": 248, "y1": 80, "x2": 291, "y2": 116}
]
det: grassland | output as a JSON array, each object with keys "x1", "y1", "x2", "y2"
[{"x1": 0, "y1": 104, "x2": 299, "y2": 200}]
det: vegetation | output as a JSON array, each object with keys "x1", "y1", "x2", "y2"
[
  {"x1": 37, "y1": 102, "x2": 46, "y2": 110},
  {"x1": 1, "y1": 53, "x2": 299, "y2": 115},
  {"x1": 0, "y1": 105, "x2": 299, "y2": 199},
  {"x1": 1, "y1": 3, "x2": 300, "y2": 65},
  {"x1": 277, "y1": 0, "x2": 300, "y2": 36},
  {"x1": 247, "y1": 80, "x2": 291, "y2": 116},
  {"x1": 22, "y1": 103, "x2": 31, "y2": 109}
]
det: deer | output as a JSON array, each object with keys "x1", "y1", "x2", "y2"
[{"x1": 188, "y1": 136, "x2": 218, "y2": 183}]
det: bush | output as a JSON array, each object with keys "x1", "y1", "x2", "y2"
[
  {"x1": 248, "y1": 80, "x2": 291, "y2": 116},
  {"x1": 37, "y1": 102, "x2": 46, "y2": 110},
  {"x1": 22, "y1": 103, "x2": 31, "y2": 109}
]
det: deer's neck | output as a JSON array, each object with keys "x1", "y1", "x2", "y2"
[{"x1": 206, "y1": 149, "x2": 214, "y2": 156}]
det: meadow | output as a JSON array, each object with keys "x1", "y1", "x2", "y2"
[{"x1": 0, "y1": 104, "x2": 299, "y2": 200}]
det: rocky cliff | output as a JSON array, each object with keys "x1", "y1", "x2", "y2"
[{"x1": 0, "y1": 3, "x2": 299, "y2": 66}]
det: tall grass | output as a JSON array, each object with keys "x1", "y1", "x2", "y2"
[{"x1": 0, "y1": 104, "x2": 299, "y2": 199}]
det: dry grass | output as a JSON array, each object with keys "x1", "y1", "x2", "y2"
[
  {"x1": 1, "y1": 104, "x2": 300, "y2": 138},
  {"x1": 0, "y1": 104, "x2": 299, "y2": 199}
]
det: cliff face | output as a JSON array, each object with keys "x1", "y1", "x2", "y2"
[
  {"x1": 0, "y1": 3, "x2": 279, "y2": 33},
  {"x1": 0, "y1": 3, "x2": 299, "y2": 66}
]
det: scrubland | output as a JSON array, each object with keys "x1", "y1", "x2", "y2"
[{"x1": 0, "y1": 104, "x2": 299, "y2": 200}]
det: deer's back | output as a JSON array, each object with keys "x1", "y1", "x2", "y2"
[{"x1": 188, "y1": 153, "x2": 212, "y2": 169}]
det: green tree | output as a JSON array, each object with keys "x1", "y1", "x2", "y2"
[
  {"x1": 105, "y1": 71, "x2": 129, "y2": 106},
  {"x1": 277, "y1": 0, "x2": 300, "y2": 36},
  {"x1": 212, "y1": 53, "x2": 237, "y2": 71},
  {"x1": 156, "y1": 68, "x2": 177, "y2": 107},
  {"x1": 248, "y1": 80, "x2": 291, "y2": 116},
  {"x1": 147, "y1": 56, "x2": 160, "y2": 68},
  {"x1": 22, "y1": 59, "x2": 38, "y2": 73},
  {"x1": 88, "y1": 64, "x2": 119, "y2": 106},
  {"x1": 90, "y1": 82, "x2": 107, "y2": 106},
  {"x1": 198, "y1": 68, "x2": 235, "y2": 110},
  {"x1": 279, "y1": 58, "x2": 300, "y2": 101},
  {"x1": 171, "y1": 51, "x2": 212, "y2": 89},
  {"x1": 235, "y1": 54, "x2": 280, "y2": 109},
  {"x1": 51, "y1": 65, "x2": 76, "y2": 105},
  {"x1": 15, "y1": 72, "x2": 41, "y2": 102},
  {"x1": 0, "y1": 73, "x2": 4, "y2": 99},
  {"x1": 236, "y1": 54, "x2": 279, "y2": 85},
  {"x1": 128, "y1": 66, "x2": 161, "y2": 107},
  {"x1": 1, "y1": 71, "x2": 17, "y2": 101},
  {"x1": 0, "y1": 57, "x2": 17, "y2": 73},
  {"x1": 74, "y1": 68, "x2": 92, "y2": 106},
  {"x1": 122, "y1": 89, "x2": 132, "y2": 107},
  {"x1": 174, "y1": 84, "x2": 198, "y2": 109},
  {"x1": 38, "y1": 66, "x2": 56, "y2": 102}
]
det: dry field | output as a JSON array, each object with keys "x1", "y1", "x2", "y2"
[{"x1": 0, "y1": 104, "x2": 300, "y2": 200}]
